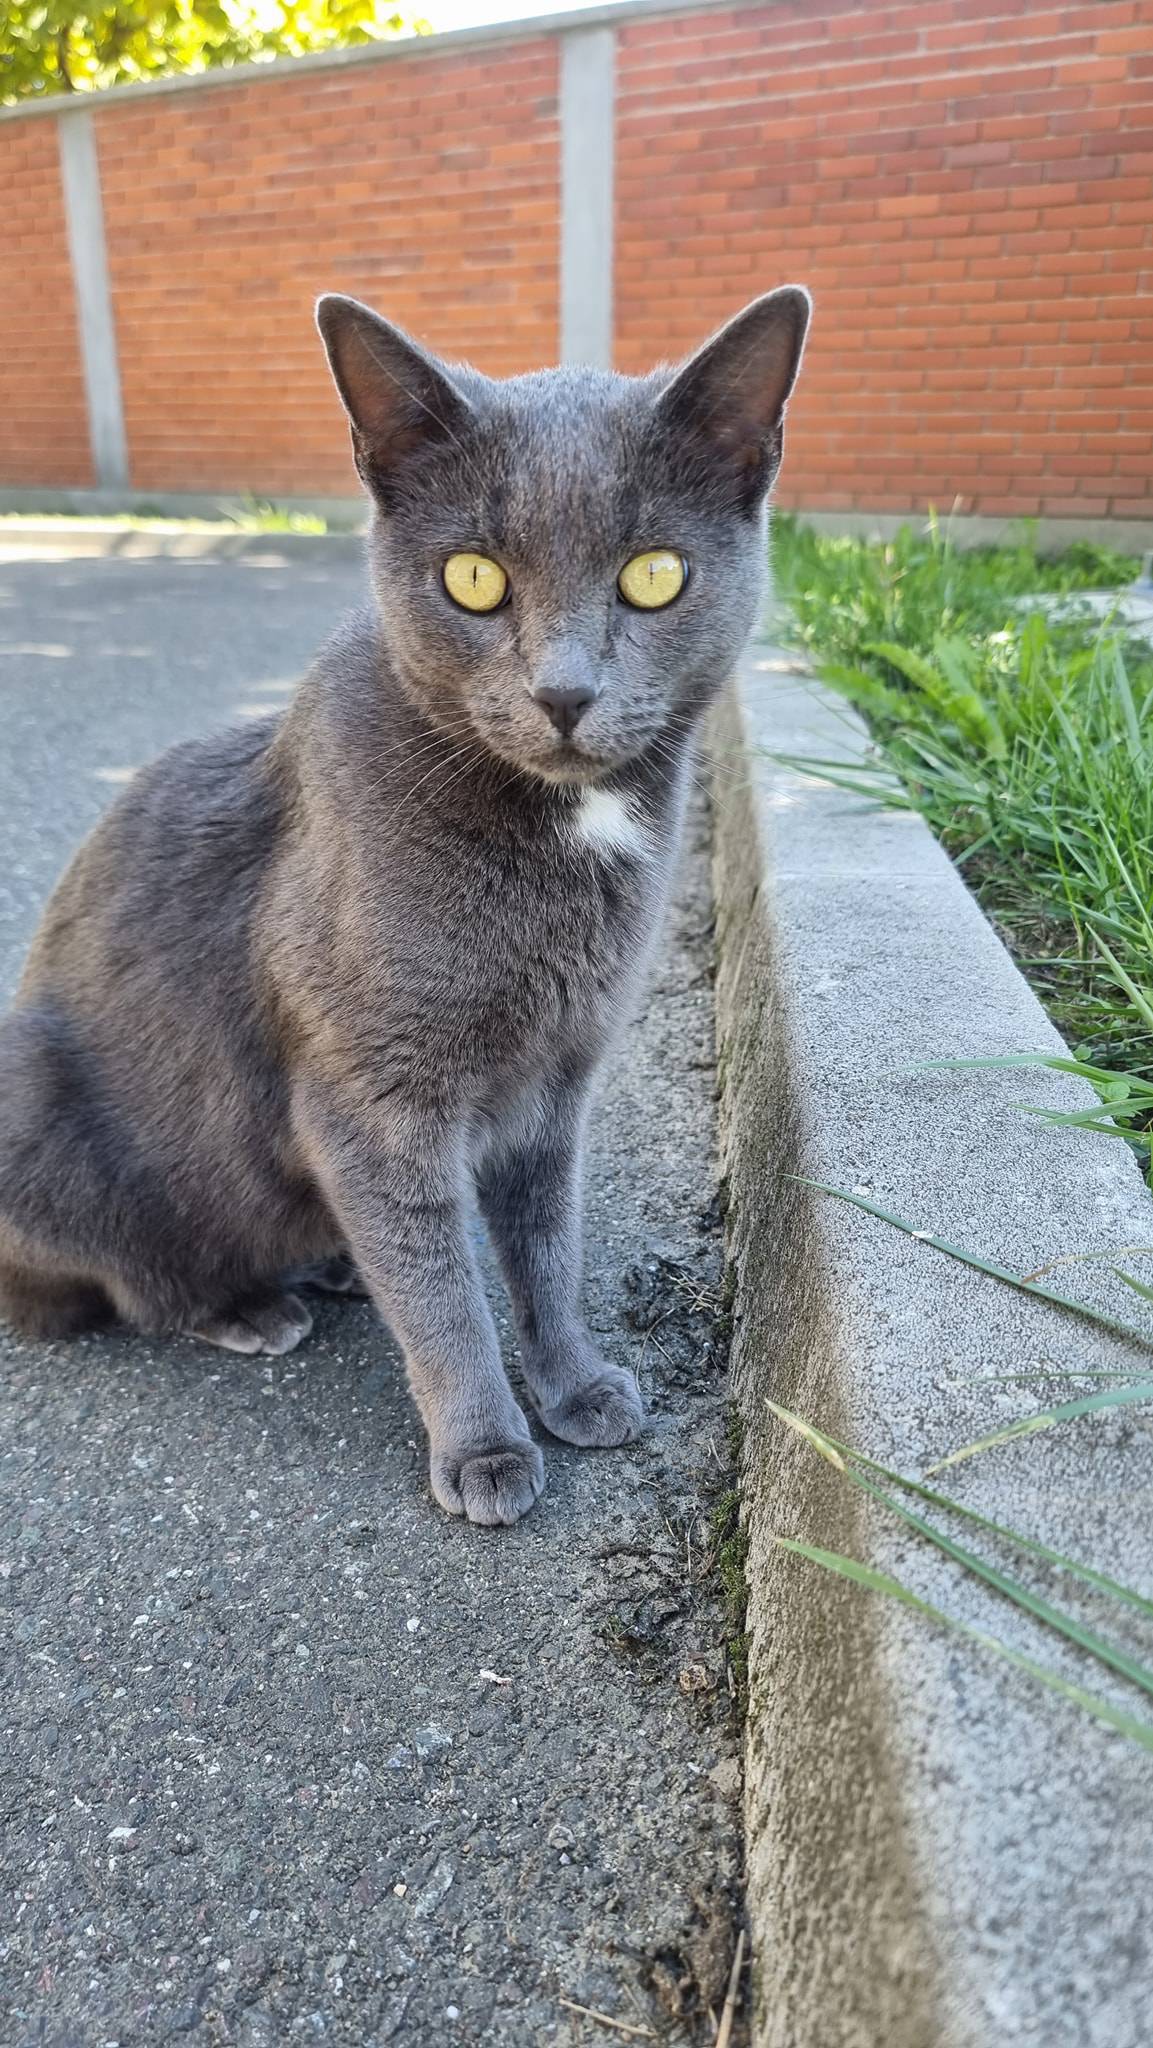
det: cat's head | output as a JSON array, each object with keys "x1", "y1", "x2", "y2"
[{"x1": 316, "y1": 288, "x2": 810, "y2": 785}]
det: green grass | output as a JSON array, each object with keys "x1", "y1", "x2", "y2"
[
  {"x1": 796, "y1": 1177, "x2": 1153, "y2": 1347},
  {"x1": 769, "y1": 1359, "x2": 1153, "y2": 1756},
  {"x1": 772, "y1": 513, "x2": 1140, "y2": 650},
  {"x1": 770, "y1": 516, "x2": 1153, "y2": 1167},
  {"x1": 225, "y1": 497, "x2": 329, "y2": 534},
  {"x1": 701, "y1": 1167, "x2": 1153, "y2": 1751},
  {"x1": 765, "y1": 1199, "x2": 1153, "y2": 1752}
]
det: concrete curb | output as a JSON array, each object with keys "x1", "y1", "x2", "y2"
[
  {"x1": 789, "y1": 510, "x2": 1153, "y2": 553},
  {"x1": 0, "y1": 524, "x2": 366, "y2": 564},
  {"x1": 711, "y1": 646, "x2": 1153, "y2": 2048}
]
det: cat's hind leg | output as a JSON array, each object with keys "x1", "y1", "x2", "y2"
[
  {"x1": 288, "y1": 1252, "x2": 370, "y2": 1298},
  {"x1": 0, "y1": 1259, "x2": 115, "y2": 1341},
  {"x1": 189, "y1": 1287, "x2": 313, "y2": 1357}
]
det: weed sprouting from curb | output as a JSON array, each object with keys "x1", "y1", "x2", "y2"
[
  {"x1": 767, "y1": 1187, "x2": 1153, "y2": 1754},
  {"x1": 798, "y1": 1178, "x2": 1153, "y2": 1351},
  {"x1": 771, "y1": 1404, "x2": 1153, "y2": 1756}
]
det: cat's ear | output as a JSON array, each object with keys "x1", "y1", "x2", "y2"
[
  {"x1": 657, "y1": 286, "x2": 811, "y2": 510},
  {"x1": 316, "y1": 294, "x2": 471, "y2": 495}
]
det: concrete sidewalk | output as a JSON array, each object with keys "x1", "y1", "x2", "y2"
[{"x1": 0, "y1": 550, "x2": 741, "y2": 2045}]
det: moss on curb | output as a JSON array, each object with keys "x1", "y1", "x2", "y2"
[{"x1": 712, "y1": 1403, "x2": 750, "y2": 1711}]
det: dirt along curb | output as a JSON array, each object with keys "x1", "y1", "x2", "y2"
[{"x1": 710, "y1": 645, "x2": 1153, "y2": 2048}]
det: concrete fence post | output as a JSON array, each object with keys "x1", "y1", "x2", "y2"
[
  {"x1": 56, "y1": 106, "x2": 130, "y2": 491},
  {"x1": 559, "y1": 24, "x2": 616, "y2": 370}
]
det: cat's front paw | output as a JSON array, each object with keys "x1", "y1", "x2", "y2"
[
  {"x1": 431, "y1": 1435, "x2": 545, "y2": 1527},
  {"x1": 538, "y1": 1365, "x2": 644, "y2": 1448}
]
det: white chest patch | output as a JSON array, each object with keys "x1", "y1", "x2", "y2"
[{"x1": 571, "y1": 788, "x2": 652, "y2": 862}]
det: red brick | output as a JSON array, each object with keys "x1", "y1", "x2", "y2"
[
  {"x1": 89, "y1": 37, "x2": 561, "y2": 493},
  {"x1": 3, "y1": 0, "x2": 1149, "y2": 523},
  {"x1": 0, "y1": 123, "x2": 92, "y2": 486}
]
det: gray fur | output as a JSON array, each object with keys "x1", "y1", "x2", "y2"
[{"x1": 0, "y1": 287, "x2": 809, "y2": 1524}]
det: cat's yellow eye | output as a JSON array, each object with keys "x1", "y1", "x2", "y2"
[
  {"x1": 443, "y1": 552, "x2": 508, "y2": 614},
  {"x1": 618, "y1": 549, "x2": 687, "y2": 611}
]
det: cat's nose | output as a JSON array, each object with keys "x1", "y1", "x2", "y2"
[{"x1": 532, "y1": 678, "x2": 598, "y2": 739}]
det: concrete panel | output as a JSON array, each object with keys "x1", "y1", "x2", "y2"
[
  {"x1": 57, "y1": 108, "x2": 129, "y2": 491},
  {"x1": 560, "y1": 25, "x2": 615, "y2": 368}
]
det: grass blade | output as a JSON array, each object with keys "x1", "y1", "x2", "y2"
[
  {"x1": 850, "y1": 1471, "x2": 1153, "y2": 1698},
  {"x1": 1012, "y1": 1103, "x2": 1152, "y2": 1136},
  {"x1": 924, "y1": 1052, "x2": 1130, "y2": 1086},
  {"x1": 777, "y1": 1537, "x2": 942, "y2": 1617},
  {"x1": 795, "y1": 1178, "x2": 1153, "y2": 1350},
  {"x1": 763, "y1": 750, "x2": 910, "y2": 807},
  {"x1": 926, "y1": 1380, "x2": 1153, "y2": 1475},
  {"x1": 764, "y1": 1399, "x2": 846, "y2": 1469},
  {"x1": 1114, "y1": 1268, "x2": 1153, "y2": 1305},
  {"x1": 768, "y1": 1403, "x2": 1153, "y2": 1620},
  {"x1": 1087, "y1": 925, "x2": 1153, "y2": 1036},
  {"x1": 777, "y1": 1539, "x2": 1153, "y2": 1755},
  {"x1": 954, "y1": 1367, "x2": 1151, "y2": 1386}
]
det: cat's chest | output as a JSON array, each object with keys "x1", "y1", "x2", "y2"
[
  {"x1": 568, "y1": 788, "x2": 654, "y2": 865},
  {"x1": 522, "y1": 796, "x2": 662, "y2": 986},
  {"x1": 441, "y1": 789, "x2": 668, "y2": 1049}
]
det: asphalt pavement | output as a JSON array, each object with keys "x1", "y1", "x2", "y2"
[{"x1": 0, "y1": 546, "x2": 741, "y2": 2047}]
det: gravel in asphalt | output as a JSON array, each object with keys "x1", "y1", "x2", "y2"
[{"x1": 0, "y1": 551, "x2": 742, "y2": 2047}]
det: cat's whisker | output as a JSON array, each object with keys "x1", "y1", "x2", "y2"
[
  {"x1": 391, "y1": 735, "x2": 496, "y2": 814},
  {"x1": 379, "y1": 729, "x2": 485, "y2": 785},
  {"x1": 645, "y1": 726, "x2": 742, "y2": 816},
  {"x1": 375, "y1": 735, "x2": 514, "y2": 832},
  {"x1": 362, "y1": 711, "x2": 485, "y2": 760},
  {"x1": 339, "y1": 717, "x2": 492, "y2": 798}
]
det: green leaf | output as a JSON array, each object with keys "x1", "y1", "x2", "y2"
[
  {"x1": 924, "y1": 1052, "x2": 1131, "y2": 1086},
  {"x1": 768, "y1": 1402, "x2": 1153, "y2": 1620},
  {"x1": 925, "y1": 1380, "x2": 1153, "y2": 1476},
  {"x1": 765, "y1": 1399, "x2": 846, "y2": 1469},
  {"x1": 0, "y1": 0, "x2": 426, "y2": 103},
  {"x1": 1088, "y1": 925, "x2": 1153, "y2": 1036},
  {"x1": 851, "y1": 1470, "x2": 1153, "y2": 1697},
  {"x1": 795, "y1": 1179, "x2": 1153, "y2": 1350},
  {"x1": 1113, "y1": 1268, "x2": 1153, "y2": 1306},
  {"x1": 776, "y1": 1539, "x2": 1153, "y2": 1754}
]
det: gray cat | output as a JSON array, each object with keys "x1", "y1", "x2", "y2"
[{"x1": 0, "y1": 286, "x2": 809, "y2": 1524}]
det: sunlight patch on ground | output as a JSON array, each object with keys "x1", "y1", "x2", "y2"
[{"x1": 0, "y1": 643, "x2": 72, "y2": 658}]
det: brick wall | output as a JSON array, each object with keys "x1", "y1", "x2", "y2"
[
  {"x1": 0, "y1": 120, "x2": 93, "y2": 488},
  {"x1": 95, "y1": 40, "x2": 559, "y2": 497},
  {"x1": 0, "y1": 0, "x2": 1150, "y2": 522},
  {"x1": 614, "y1": 0, "x2": 1153, "y2": 523}
]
